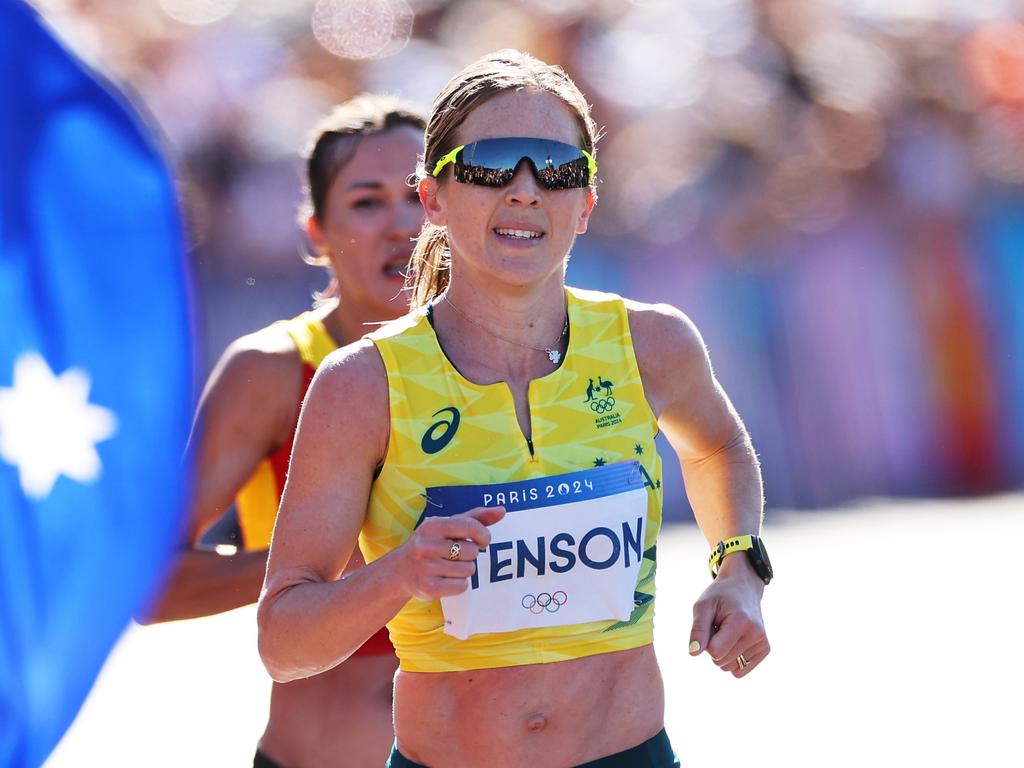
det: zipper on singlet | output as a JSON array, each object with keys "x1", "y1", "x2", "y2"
[{"x1": 525, "y1": 436, "x2": 536, "y2": 459}]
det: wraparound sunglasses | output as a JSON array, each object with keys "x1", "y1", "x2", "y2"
[{"x1": 431, "y1": 137, "x2": 597, "y2": 190}]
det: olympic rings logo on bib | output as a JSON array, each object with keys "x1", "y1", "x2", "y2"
[
  {"x1": 521, "y1": 591, "x2": 568, "y2": 614},
  {"x1": 589, "y1": 396, "x2": 615, "y2": 414}
]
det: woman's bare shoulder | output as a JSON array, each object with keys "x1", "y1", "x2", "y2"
[
  {"x1": 624, "y1": 299, "x2": 705, "y2": 362},
  {"x1": 195, "y1": 321, "x2": 308, "y2": 441},
  {"x1": 211, "y1": 321, "x2": 304, "y2": 392},
  {"x1": 623, "y1": 299, "x2": 711, "y2": 417},
  {"x1": 297, "y1": 338, "x2": 391, "y2": 463},
  {"x1": 316, "y1": 338, "x2": 388, "y2": 394}
]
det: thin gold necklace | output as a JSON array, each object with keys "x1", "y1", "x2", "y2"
[{"x1": 440, "y1": 294, "x2": 569, "y2": 365}]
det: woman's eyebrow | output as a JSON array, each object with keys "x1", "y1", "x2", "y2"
[{"x1": 345, "y1": 180, "x2": 385, "y2": 191}]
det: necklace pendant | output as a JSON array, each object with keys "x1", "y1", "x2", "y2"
[{"x1": 547, "y1": 348, "x2": 561, "y2": 365}]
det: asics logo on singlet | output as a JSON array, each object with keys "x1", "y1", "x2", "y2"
[
  {"x1": 421, "y1": 406, "x2": 460, "y2": 454},
  {"x1": 522, "y1": 591, "x2": 568, "y2": 614}
]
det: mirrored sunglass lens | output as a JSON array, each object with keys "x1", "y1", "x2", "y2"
[
  {"x1": 453, "y1": 164, "x2": 513, "y2": 186},
  {"x1": 535, "y1": 157, "x2": 589, "y2": 189}
]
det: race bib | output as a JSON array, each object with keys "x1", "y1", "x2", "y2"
[{"x1": 422, "y1": 461, "x2": 648, "y2": 640}]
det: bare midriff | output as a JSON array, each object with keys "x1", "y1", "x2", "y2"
[
  {"x1": 259, "y1": 648, "x2": 398, "y2": 768},
  {"x1": 393, "y1": 644, "x2": 664, "y2": 768}
]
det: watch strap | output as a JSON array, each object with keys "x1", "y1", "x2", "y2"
[{"x1": 708, "y1": 534, "x2": 756, "y2": 578}]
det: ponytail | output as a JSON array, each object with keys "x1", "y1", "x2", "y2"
[{"x1": 407, "y1": 222, "x2": 450, "y2": 309}]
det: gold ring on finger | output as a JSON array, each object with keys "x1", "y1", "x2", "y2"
[
  {"x1": 448, "y1": 541, "x2": 462, "y2": 561},
  {"x1": 736, "y1": 652, "x2": 749, "y2": 670}
]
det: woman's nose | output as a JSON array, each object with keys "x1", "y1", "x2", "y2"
[{"x1": 504, "y1": 161, "x2": 542, "y2": 206}]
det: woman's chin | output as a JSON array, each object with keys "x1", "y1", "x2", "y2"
[{"x1": 483, "y1": 256, "x2": 564, "y2": 290}]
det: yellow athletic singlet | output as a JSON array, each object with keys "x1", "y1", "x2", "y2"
[
  {"x1": 235, "y1": 311, "x2": 336, "y2": 551},
  {"x1": 363, "y1": 287, "x2": 663, "y2": 672}
]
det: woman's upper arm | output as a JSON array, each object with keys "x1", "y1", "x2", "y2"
[
  {"x1": 185, "y1": 332, "x2": 301, "y2": 544},
  {"x1": 628, "y1": 301, "x2": 746, "y2": 461},
  {"x1": 264, "y1": 339, "x2": 390, "y2": 590}
]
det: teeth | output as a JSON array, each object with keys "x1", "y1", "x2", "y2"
[{"x1": 495, "y1": 228, "x2": 542, "y2": 239}]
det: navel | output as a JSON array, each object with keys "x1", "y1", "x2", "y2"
[{"x1": 525, "y1": 712, "x2": 548, "y2": 733}]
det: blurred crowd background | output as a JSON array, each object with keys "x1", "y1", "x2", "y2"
[{"x1": 30, "y1": 0, "x2": 1024, "y2": 516}]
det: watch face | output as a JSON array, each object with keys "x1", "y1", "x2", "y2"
[{"x1": 751, "y1": 537, "x2": 773, "y2": 584}]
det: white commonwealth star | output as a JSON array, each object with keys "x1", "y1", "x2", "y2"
[{"x1": 0, "y1": 352, "x2": 118, "y2": 500}]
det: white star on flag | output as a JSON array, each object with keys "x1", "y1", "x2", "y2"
[{"x1": 0, "y1": 352, "x2": 118, "y2": 500}]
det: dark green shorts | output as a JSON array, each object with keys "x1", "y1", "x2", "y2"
[
  {"x1": 253, "y1": 748, "x2": 285, "y2": 768},
  {"x1": 386, "y1": 728, "x2": 679, "y2": 767}
]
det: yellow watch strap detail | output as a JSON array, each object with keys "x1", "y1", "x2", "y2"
[{"x1": 708, "y1": 534, "x2": 756, "y2": 578}]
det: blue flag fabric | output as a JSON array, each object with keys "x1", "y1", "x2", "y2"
[{"x1": 0, "y1": 1, "x2": 193, "y2": 765}]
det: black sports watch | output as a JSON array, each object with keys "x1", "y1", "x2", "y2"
[{"x1": 708, "y1": 534, "x2": 773, "y2": 585}]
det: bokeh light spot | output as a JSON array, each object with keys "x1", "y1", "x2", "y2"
[
  {"x1": 966, "y1": 21, "x2": 1024, "y2": 103},
  {"x1": 311, "y1": 0, "x2": 413, "y2": 60}
]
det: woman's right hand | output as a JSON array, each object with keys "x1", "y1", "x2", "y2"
[{"x1": 394, "y1": 506, "x2": 505, "y2": 601}]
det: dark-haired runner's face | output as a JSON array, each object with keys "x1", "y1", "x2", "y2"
[
  {"x1": 312, "y1": 125, "x2": 423, "y2": 319},
  {"x1": 422, "y1": 89, "x2": 595, "y2": 292}
]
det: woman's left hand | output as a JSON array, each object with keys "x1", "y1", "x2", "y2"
[{"x1": 687, "y1": 556, "x2": 769, "y2": 678}]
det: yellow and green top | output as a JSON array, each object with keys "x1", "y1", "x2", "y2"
[{"x1": 362, "y1": 287, "x2": 664, "y2": 672}]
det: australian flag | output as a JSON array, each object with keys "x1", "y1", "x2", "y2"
[{"x1": 0, "y1": 1, "x2": 194, "y2": 765}]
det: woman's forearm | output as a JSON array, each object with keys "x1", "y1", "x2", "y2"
[
  {"x1": 257, "y1": 550, "x2": 409, "y2": 682},
  {"x1": 681, "y1": 428, "x2": 764, "y2": 546},
  {"x1": 139, "y1": 548, "x2": 269, "y2": 624}
]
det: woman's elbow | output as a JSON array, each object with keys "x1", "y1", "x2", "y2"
[
  {"x1": 258, "y1": 644, "x2": 302, "y2": 684},
  {"x1": 256, "y1": 590, "x2": 316, "y2": 683}
]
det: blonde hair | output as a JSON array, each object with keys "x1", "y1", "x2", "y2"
[{"x1": 407, "y1": 50, "x2": 599, "y2": 309}]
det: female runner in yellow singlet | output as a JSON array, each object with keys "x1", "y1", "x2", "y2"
[
  {"x1": 146, "y1": 94, "x2": 426, "y2": 768},
  {"x1": 259, "y1": 52, "x2": 771, "y2": 768}
]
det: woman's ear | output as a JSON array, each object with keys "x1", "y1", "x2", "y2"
[
  {"x1": 419, "y1": 177, "x2": 447, "y2": 227},
  {"x1": 575, "y1": 188, "x2": 597, "y2": 235},
  {"x1": 305, "y1": 216, "x2": 330, "y2": 266}
]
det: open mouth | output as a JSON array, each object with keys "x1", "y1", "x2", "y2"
[
  {"x1": 493, "y1": 228, "x2": 544, "y2": 242},
  {"x1": 383, "y1": 256, "x2": 409, "y2": 278}
]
